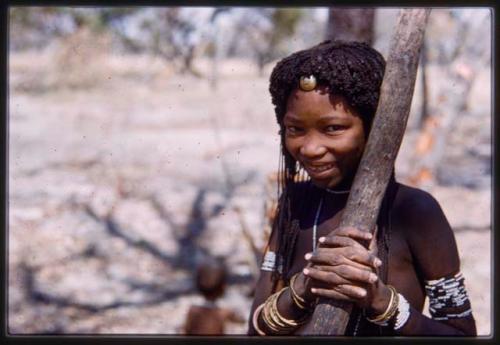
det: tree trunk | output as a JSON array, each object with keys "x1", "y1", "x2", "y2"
[
  {"x1": 302, "y1": 8, "x2": 431, "y2": 335},
  {"x1": 325, "y1": 8, "x2": 375, "y2": 44}
]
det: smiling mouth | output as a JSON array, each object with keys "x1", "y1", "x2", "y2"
[{"x1": 305, "y1": 163, "x2": 335, "y2": 174}]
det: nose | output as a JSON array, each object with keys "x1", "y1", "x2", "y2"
[{"x1": 299, "y1": 133, "x2": 327, "y2": 158}]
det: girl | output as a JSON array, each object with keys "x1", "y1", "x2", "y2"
[{"x1": 248, "y1": 40, "x2": 476, "y2": 336}]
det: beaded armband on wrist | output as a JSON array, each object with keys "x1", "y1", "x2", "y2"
[
  {"x1": 424, "y1": 272, "x2": 472, "y2": 321},
  {"x1": 394, "y1": 293, "x2": 410, "y2": 330}
]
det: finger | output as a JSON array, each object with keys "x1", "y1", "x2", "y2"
[
  {"x1": 335, "y1": 284, "x2": 368, "y2": 299},
  {"x1": 319, "y1": 227, "x2": 372, "y2": 245},
  {"x1": 310, "y1": 287, "x2": 353, "y2": 302},
  {"x1": 317, "y1": 235, "x2": 365, "y2": 250},
  {"x1": 307, "y1": 248, "x2": 381, "y2": 270},
  {"x1": 306, "y1": 249, "x2": 345, "y2": 266},
  {"x1": 312, "y1": 258, "x2": 374, "y2": 273},
  {"x1": 342, "y1": 246, "x2": 382, "y2": 269},
  {"x1": 306, "y1": 262, "x2": 377, "y2": 283},
  {"x1": 313, "y1": 246, "x2": 378, "y2": 268},
  {"x1": 334, "y1": 264, "x2": 379, "y2": 284},
  {"x1": 335, "y1": 226, "x2": 373, "y2": 241},
  {"x1": 303, "y1": 267, "x2": 351, "y2": 286}
]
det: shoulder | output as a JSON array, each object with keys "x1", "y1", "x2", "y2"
[
  {"x1": 391, "y1": 183, "x2": 460, "y2": 279},
  {"x1": 391, "y1": 183, "x2": 449, "y2": 233},
  {"x1": 392, "y1": 183, "x2": 442, "y2": 220}
]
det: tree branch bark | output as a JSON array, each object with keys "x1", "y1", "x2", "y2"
[{"x1": 301, "y1": 8, "x2": 431, "y2": 335}]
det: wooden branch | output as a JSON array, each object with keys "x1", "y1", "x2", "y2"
[{"x1": 302, "y1": 8, "x2": 431, "y2": 335}]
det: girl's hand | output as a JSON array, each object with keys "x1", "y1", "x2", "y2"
[{"x1": 302, "y1": 226, "x2": 390, "y2": 313}]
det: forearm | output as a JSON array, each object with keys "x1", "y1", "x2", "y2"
[
  {"x1": 365, "y1": 284, "x2": 476, "y2": 336},
  {"x1": 394, "y1": 305, "x2": 475, "y2": 336},
  {"x1": 368, "y1": 286, "x2": 476, "y2": 336}
]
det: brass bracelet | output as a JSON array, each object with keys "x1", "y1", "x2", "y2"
[
  {"x1": 272, "y1": 288, "x2": 309, "y2": 327},
  {"x1": 262, "y1": 295, "x2": 284, "y2": 333},
  {"x1": 252, "y1": 303, "x2": 266, "y2": 335},
  {"x1": 260, "y1": 288, "x2": 309, "y2": 335},
  {"x1": 290, "y1": 273, "x2": 313, "y2": 310},
  {"x1": 385, "y1": 286, "x2": 400, "y2": 321},
  {"x1": 367, "y1": 285, "x2": 399, "y2": 324},
  {"x1": 262, "y1": 292, "x2": 290, "y2": 334},
  {"x1": 268, "y1": 292, "x2": 289, "y2": 328}
]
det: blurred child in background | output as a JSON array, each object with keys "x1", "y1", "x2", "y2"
[{"x1": 184, "y1": 256, "x2": 245, "y2": 335}]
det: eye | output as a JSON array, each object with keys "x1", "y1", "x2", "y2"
[
  {"x1": 286, "y1": 126, "x2": 303, "y2": 135},
  {"x1": 325, "y1": 125, "x2": 346, "y2": 133}
]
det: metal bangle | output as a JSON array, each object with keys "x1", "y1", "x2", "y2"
[
  {"x1": 252, "y1": 303, "x2": 266, "y2": 336},
  {"x1": 290, "y1": 273, "x2": 311, "y2": 310},
  {"x1": 367, "y1": 285, "x2": 398, "y2": 324}
]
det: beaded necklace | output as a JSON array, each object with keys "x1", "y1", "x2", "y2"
[{"x1": 312, "y1": 188, "x2": 350, "y2": 253}]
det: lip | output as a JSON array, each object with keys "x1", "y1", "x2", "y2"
[{"x1": 303, "y1": 162, "x2": 336, "y2": 179}]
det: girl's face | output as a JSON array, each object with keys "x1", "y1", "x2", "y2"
[{"x1": 283, "y1": 87, "x2": 366, "y2": 189}]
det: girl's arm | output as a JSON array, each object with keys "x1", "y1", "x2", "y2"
[
  {"x1": 247, "y1": 226, "x2": 316, "y2": 335},
  {"x1": 388, "y1": 188, "x2": 477, "y2": 335}
]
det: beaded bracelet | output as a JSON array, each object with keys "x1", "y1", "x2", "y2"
[{"x1": 394, "y1": 293, "x2": 411, "y2": 330}]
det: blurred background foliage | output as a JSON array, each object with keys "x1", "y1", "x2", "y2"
[{"x1": 10, "y1": 7, "x2": 309, "y2": 76}]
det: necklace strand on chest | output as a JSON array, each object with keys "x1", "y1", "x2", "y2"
[{"x1": 312, "y1": 188, "x2": 350, "y2": 253}]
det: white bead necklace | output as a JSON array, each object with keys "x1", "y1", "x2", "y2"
[
  {"x1": 312, "y1": 197, "x2": 323, "y2": 253},
  {"x1": 312, "y1": 188, "x2": 350, "y2": 253}
]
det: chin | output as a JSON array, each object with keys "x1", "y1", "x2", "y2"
[{"x1": 311, "y1": 177, "x2": 341, "y2": 190}]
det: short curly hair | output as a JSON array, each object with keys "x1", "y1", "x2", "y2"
[{"x1": 269, "y1": 40, "x2": 386, "y2": 132}]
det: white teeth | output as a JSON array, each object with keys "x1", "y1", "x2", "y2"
[{"x1": 308, "y1": 164, "x2": 333, "y2": 173}]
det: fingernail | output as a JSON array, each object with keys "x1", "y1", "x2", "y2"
[
  {"x1": 319, "y1": 237, "x2": 325, "y2": 243},
  {"x1": 375, "y1": 258, "x2": 382, "y2": 267},
  {"x1": 359, "y1": 290, "x2": 367, "y2": 297},
  {"x1": 305, "y1": 253, "x2": 312, "y2": 260},
  {"x1": 370, "y1": 274, "x2": 378, "y2": 283},
  {"x1": 311, "y1": 288, "x2": 317, "y2": 293},
  {"x1": 365, "y1": 233, "x2": 373, "y2": 239},
  {"x1": 303, "y1": 268, "x2": 309, "y2": 275}
]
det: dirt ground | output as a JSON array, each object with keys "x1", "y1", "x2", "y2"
[{"x1": 8, "y1": 52, "x2": 491, "y2": 335}]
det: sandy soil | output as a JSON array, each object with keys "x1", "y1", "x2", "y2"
[{"x1": 8, "y1": 53, "x2": 491, "y2": 336}]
